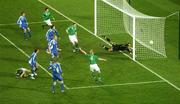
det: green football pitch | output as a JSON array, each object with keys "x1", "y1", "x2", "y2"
[{"x1": 0, "y1": 0, "x2": 180, "y2": 104}]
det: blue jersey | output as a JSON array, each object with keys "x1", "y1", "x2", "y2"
[
  {"x1": 46, "y1": 28, "x2": 59, "y2": 42},
  {"x1": 28, "y1": 52, "x2": 37, "y2": 66},
  {"x1": 48, "y1": 62, "x2": 62, "y2": 75},
  {"x1": 49, "y1": 39, "x2": 58, "y2": 54},
  {"x1": 17, "y1": 16, "x2": 28, "y2": 29},
  {"x1": 48, "y1": 62, "x2": 63, "y2": 81}
]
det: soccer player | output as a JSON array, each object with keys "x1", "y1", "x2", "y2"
[
  {"x1": 28, "y1": 49, "x2": 39, "y2": 79},
  {"x1": 46, "y1": 25, "x2": 59, "y2": 53},
  {"x1": 66, "y1": 23, "x2": 80, "y2": 52},
  {"x1": 101, "y1": 36, "x2": 132, "y2": 54},
  {"x1": 15, "y1": 68, "x2": 31, "y2": 78},
  {"x1": 42, "y1": 7, "x2": 55, "y2": 29},
  {"x1": 17, "y1": 11, "x2": 31, "y2": 39},
  {"x1": 80, "y1": 48, "x2": 106, "y2": 83},
  {"x1": 49, "y1": 36, "x2": 59, "y2": 58},
  {"x1": 48, "y1": 59, "x2": 65, "y2": 93}
]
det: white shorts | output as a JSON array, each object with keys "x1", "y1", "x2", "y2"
[
  {"x1": 44, "y1": 19, "x2": 52, "y2": 26},
  {"x1": 68, "y1": 35, "x2": 78, "y2": 44},
  {"x1": 90, "y1": 64, "x2": 100, "y2": 73}
]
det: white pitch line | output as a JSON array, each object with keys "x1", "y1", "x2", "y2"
[
  {"x1": 0, "y1": 33, "x2": 69, "y2": 90},
  {"x1": 38, "y1": 0, "x2": 180, "y2": 91},
  {"x1": 0, "y1": 19, "x2": 70, "y2": 26},
  {"x1": 69, "y1": 80, "x2": 165, "y2": 90}
]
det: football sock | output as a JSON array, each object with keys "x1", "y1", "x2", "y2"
[
  {"x1": 24, "y1": 32, "x2": 27, "y2": 39},
  {"x1": 28, "y1": 31, "x2": 31, "y2": 38},
  {"x1": 60, "y1": 83, "x2": 65, "y2": 92}
]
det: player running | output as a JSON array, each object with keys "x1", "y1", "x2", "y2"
[
  {"x1": 48, "y1": 59, "x2": 65, "y2": 93},
  {"x1": 42, "y1": 7, "x2": 55, "y2": 29},
  {"x1": 49, "y1": 36, "x2": 59, "y2": 58},
  {"x1": 17, "y1": 11, "x2": 31, "y2": 40},
  {"x1": 15, "y1": 68, "x2": 31, "y2": 78},
  {"x1": 101, "y1": 36, "x2": 132, "y2": 54},
  {"x1": 46, "y1": 25, "x2": 59, "y2": 53},
  {"x1": 80, "y1": 48, "x2": 106, "y2": 83},
  {"x1": 28, "y1": 49, "x2": 39, "y2": 79},
  {"x1": 66, "y1": 23, "x2": 80, "y2": 53}
]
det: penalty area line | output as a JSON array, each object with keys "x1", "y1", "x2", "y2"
[
  {"x1": 69, "y1": 80, "x2": 165, "y2": 90},
  {"x1": 0, "y1": 19, "x2": 70, "y2": 26},
  {"x1": 0, "y1": 33, "x2": 69, "y2": 90}
]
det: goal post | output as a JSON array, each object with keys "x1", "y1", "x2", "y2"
[
  {"x1": 95, "y1": 0, "x2": 168, "y2": 60},
  {"x1": 94, "y1": 0, "x2": 97, "y2": 35}
]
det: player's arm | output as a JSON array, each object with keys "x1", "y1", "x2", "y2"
[
  {"x1": 17, "y1": 17, "x2": 20, "y2": 25},
  {"x1": 66, "y1": 27, "x2": 69, "y2": 34},
  {"x1": 48, "y1": 65, "x2": 52, "y2": 70},
  {"x1": 98, "y1": 58, "x2": 107, "y2": 61},
  {"x1": 79, "y1": 48, "x2": 87, "y2": 55}
]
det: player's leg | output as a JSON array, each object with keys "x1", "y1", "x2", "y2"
[
  {"x1": 58, "y1": 80, "x2": 65, "y2": 92},
  {"x1": 27, "y1": 27, "x2": 31, "y2": 38},
  {"x1": 30, "y1": 64, "x2": 36, "y2": 79},
  {"x1": 23, "y1": 28, "x2": 27, "y2": 39},
  {"x1": 94, "y1": 64, "x2": 102, "y2": 83},
  {"x1": 43, "y1": 19, "x2": 52, "y2": 29},
  {"x1": 52, "y1": 80, "x2": 56, "y2": 94},
  {"x1": 34, "y1": 64, "x2": 38, "y2": 76},
  {"x1": 51, "y1": 52, "x2": 59, "y2": 59},
  {"x1": 69, "y1": 35, "x2": 77, "y2": 52},
  {"x1": 101, "y1": 36, "x2": 113, "y2": 44},
  {"x1": 74, "y1": 41, "x2": 80, "y2": 51},
  {"x1": 101, "y1": 45, "x2": 113, "y2": 52},
  {"x1": 90, "y1": 65, "x2": 97, "y2": 81}
]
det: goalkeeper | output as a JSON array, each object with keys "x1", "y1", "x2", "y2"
[{"x1": 101, "y1": 36, "x2": 132, "y2": 53}]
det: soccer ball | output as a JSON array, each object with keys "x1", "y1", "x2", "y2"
[{"x1": 149, "y1": 40, "x2": 154, "y2": 45}]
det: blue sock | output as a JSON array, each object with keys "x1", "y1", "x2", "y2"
[{"x1": 60, "y1": 83, "x2": 64, "y2": 91}]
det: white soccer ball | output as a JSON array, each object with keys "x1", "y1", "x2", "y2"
[{"x1": 149, "y1": 40, "x2": 154, "y2": 45}]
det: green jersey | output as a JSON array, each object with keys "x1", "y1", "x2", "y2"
[
  {"x1": 67, "y1": 25, "x2": 77, "y2": 36},
  {"x1": 42, "y1": 11, "x2": 52, "y2": 21},
  {"x1": 86, "y1": 54, "x2": 98, "y2": 65}
]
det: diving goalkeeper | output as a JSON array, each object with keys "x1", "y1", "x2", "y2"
[{"x1": 101, "y1": 36, "x2": 132, "y2": 54}]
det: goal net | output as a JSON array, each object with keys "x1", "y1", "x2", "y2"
[{"x1": 95, "y1": 0, "x2": 167, "y2": 60}]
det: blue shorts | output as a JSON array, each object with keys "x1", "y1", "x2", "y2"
[
  {"x1": 21, "y1": 24, "x2": 28, "y2": 30},
  {"x1": 51, "y1": 52, "x2": 58, "y2": 58},
  {"x1": 53, "y1": 74, "x2": 63, "y2": 81}
]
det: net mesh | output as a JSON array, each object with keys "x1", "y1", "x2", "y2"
[{"x1": 96, "y1": 0, "x2": 167, "y2": 59}]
